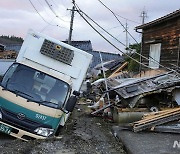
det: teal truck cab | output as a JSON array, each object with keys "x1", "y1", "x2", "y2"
[{"x1": 0, "y1": 29, "x2": 92, "y2": 141}]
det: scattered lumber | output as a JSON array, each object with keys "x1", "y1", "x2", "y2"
[
  {"x1": 133, "y1": 108, "x2": 180, "y2": 132},
  {"x1": 91, "y1": 103, "x2": 114, "y2": 115}
]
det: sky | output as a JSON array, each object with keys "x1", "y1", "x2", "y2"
[{"x1": 0, "y1": 0, "x2": 179, "y2": 54}]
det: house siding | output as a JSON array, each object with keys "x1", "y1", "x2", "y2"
[{"x1": 141, "y1": 15, "x2": 180, "y2": 70}]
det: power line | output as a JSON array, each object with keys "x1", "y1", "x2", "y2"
[
  {"x1": 78, "y1": 9, "x2": 126, "y2": 47},
  {"x1": 74, "y1": 4, "x2": 152, "y2": 69},
  {"x1": 74, "y1": 3, "x2": 179, "y2": 74},
  {"x1": 96, "y1": 0, "x2": 179, "y2": 74},
  {"x1": 44, "y1": 0, "x2": 58, "y2": 16},
  {"x1": 49, "y1": 0, "x2": 58, "y2": 7},
  {"x1": 98, "y1": 0, "x2": 139, "y2": 44},
  {"x1": 28, "y1": 0, "x2": 58, "y2": 26},
  {"x1": 29, "y1": 0, "x2": 68, "y2": 30},
  {"x1": 116, "y1": 14, "x2": 141, "y2": 24},
  {"x1": 37, "y1": 0, "x2": 53, "y2": 18},
  {"x1": 44, "y1": 0, "x2": 70, "y2": 22},
  {"x1": 45, "y1": 0, "x2": 70, "y2": 18},
  {"x1": 40, "y1": 17, "x2": 56, "y2": 32}
]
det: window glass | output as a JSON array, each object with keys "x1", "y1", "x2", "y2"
[{"x1": 1, "y1": 63, "x2": 69, "y2": 109}]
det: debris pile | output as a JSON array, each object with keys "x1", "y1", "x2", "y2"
[
  {"x1": 83, "y1": 69, "x2": 180, "y2": 134},
  {"x1": 133, "y1": 107, "x2": 180, "y2": 133}
]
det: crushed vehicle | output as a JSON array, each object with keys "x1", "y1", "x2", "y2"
[{"x1": 0, "y1": 29, "x2": 92, "y2": 141}]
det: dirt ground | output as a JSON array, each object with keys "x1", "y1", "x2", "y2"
[{"x1": 0, "y1": 104, "x2": 126, "y2": 154}]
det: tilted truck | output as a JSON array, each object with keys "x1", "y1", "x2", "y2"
[{"x1": 0, "y1": 29, "x2": 92, "y2": 141}]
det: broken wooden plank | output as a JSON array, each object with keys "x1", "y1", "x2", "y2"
[
  {"x1": 91, "y1": 103, "x2": 114, "y2": 115},
  {"x1": 108, "y1": 62, "x2": 128, "y2": 78},
  {"x1": 133, "y1": 112, "x2": 180, "y2": 132},
  {"x1": 134, "y1": 108, "x2": 180, "y2": 125}
]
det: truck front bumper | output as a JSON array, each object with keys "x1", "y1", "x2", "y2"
[{"x1": 0, "y1": 121, "x2": 46, "y2": 141}]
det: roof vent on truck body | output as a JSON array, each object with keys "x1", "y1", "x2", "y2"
[{"x1": 40, "y1": 39, "x2": 74, "y2": 65}]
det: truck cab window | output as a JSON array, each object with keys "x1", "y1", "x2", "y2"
[
  {"x1": 1, "y1": 63, "x2": 18, "y2": 88},
  {"x1": 1, "y1": 63, "x2": 70, "y2": 109}
]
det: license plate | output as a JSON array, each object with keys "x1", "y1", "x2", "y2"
[{"x1": 0, "y1": 124, "x2": 12, "y2": 134}]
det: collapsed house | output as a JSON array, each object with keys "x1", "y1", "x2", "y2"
[
  {"x1": 85, "y1": 10, "x2": 180, "y2": 133},
  {"x1": 107, "y1": 71, "x2": 180, "y2": 110}
]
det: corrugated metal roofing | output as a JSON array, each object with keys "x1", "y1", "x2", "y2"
[{"x1": 62, "y1": 40, "x2": 93, "y2": 51}]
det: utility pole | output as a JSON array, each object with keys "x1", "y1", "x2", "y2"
[
  {"x1": 139, "y1": 9, "x2": 147, "y2": 74},
  {"x1": 140, "y1": 10, "x2": 147, "y2": 24},
  {"x1": 67, "y1": 0, "x2": 75, "y2": 45},
  {"x1": 125, "y1": 20, "x2": 129, "y2": 50}
]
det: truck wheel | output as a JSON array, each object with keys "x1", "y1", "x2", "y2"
[{"x1": 55, "y1": 125, "x2": 63, "y2": 136}]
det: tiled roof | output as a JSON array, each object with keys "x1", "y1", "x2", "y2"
[
  {"x1": 62, "y1": 40, "x2": 93, "y2": 51},
  {"x1": 136, "y1": 9, "x2": 180, "y2": 29}
]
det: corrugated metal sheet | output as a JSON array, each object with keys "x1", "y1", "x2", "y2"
[{"x1": 107, "y1": 72, "x2": 180, "y2": 99}]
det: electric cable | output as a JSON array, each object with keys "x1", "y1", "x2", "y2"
[
  {"x1": 74, "y1": 4, "x2": 152, "y2": 69},
  {"x1": 29, "y1": 0, "x2": 59, "y2": 27},
  {"x1": 44, "y1": 0, "x2": 70, "y2": 22},
  {"x1": 76, "y1": 6, "x2": 176, "y2": 73},
  {"x1": 96, "y1": 0, "x2": 170, "y2": 71},
  {"x1": 98, "y1": 0, "x2": 139, "y2": 44},
  {"x1": 116, "y1": 14, "x2": 141, "y2": 24},
  {"x1": 74, "y1": 3, "x2": 180, "y2": 75}
]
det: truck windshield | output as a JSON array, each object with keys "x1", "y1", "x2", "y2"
[{"x1": 1, "y1": 63, "x2": 70, "y2": 109}]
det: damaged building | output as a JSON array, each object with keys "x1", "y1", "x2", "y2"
[{"x1": 136, "y1": 9, "x2": 180, "y2": 70}]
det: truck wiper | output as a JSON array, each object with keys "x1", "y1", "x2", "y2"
[
  {"x1": 38, "y1": 100, "x2": 58, "y2": 105},
  {"x1": 12, "y1": 90, "x2": 33, "y2": 99},
  {"x1": 37, "y1": 100, "x2": 67, "y2": 113},
  {"x1": 27, "y1": 100, "x2": 55, "y2": 106}
]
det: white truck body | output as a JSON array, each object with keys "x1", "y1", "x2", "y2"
[
  {"x1": 0, "y1": 29, "x2": 92, "y2": 141},
  {"x1": 17, "y1": 29, "x2": 92, "y2": 92}
]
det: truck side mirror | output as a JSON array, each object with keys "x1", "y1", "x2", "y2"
[
  {"x1": 73, "y1": 91, "x2": 80, "y2": 96},
  {"x1": 0, "y1": 76, "x2": 2, "y2": 83},
  {"x1": 65, "y1": 96, "x2": 77, "y2": 112}
]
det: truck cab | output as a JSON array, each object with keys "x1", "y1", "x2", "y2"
[{"x1": 0, "y1": 30, "x2": 92, "y2": 141}]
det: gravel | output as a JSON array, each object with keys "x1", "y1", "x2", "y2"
[{"x1": 0, "y1": 104, "x2": 126, "y2": 154}]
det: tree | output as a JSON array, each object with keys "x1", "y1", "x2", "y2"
[
  {"x1": 0, "y1": 35, "x2": 23, "y2": 43},
  {"x1": 125, "y1": 43, "x2": 141, "y2": 72}
]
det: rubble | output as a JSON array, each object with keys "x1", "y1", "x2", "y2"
[
  {"x1": 83, "y1": 70, "x2": 180, "y2": 135},
  {"x1": 152, "y1": 123, "x2": 180, "y2": 134},
  {"x1": 107, "y1": 71, "x2": 180, "y2": 109},
  {"x1": 132, "y1": 107, "x2": 180, "y2": 133}
]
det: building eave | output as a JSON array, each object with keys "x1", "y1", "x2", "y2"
[{"x1": 135, "y1": 9, "x2": 180, "y2": 30}]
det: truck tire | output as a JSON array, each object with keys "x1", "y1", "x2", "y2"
[{"x1": 55, "y1": 125, "x2": 63, "y2": 136}]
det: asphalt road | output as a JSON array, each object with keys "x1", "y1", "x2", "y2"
[{"x1": 113, "y1": 126, "x2": 180, "y2": 154}]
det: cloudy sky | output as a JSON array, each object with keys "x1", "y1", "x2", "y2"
[{"x1": 0, "y1": 0, "x2": 179, "y2": 53}]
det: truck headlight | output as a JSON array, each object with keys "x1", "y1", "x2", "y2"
[
  {"x1": 34, "y1": 127, "x2": 54, "y2": 137},
  {"x1": 0, "y1": 112, "x2": 2, "y2": 119}
]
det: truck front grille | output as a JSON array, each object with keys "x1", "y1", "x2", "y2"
[{"x1": 1, "y1": 107, "x2": 51, "y2": 133}]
